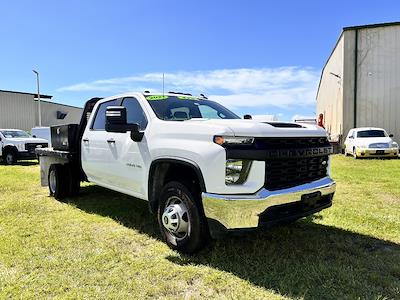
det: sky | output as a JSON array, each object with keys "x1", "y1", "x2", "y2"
[{"x1": 1, "y1": 0, "x2": 400, "y2": 121}]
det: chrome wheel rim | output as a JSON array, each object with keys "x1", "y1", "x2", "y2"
[
  {"x1": 162, "y1": 196, "x2": 190, "y2": 241},
  {"x1": 49, "y1": 170, "x2": 57, "y2": 194}
]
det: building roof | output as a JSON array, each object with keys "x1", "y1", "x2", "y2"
[
  {"x1": 34, "y1": 99, "x2": 82, "y2": 110},
  {"x1": 0, "y1": 89, "x2": 52, "y2": 99},
  {"x1": 343, "y1": 21, "x2": 400, "y2": 31},
  {"x1": 316, "y1": 21, "x2": 400, "y2": 100}
]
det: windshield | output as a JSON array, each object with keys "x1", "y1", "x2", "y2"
[
  {"x1": 0, "y1": 130, "x2": 31, "y2": 138},
  {"x1": 146, "y1": 95, "x2": 240, "y2": 121},
  {"x1": 357, "y1": 130, "x2": 387, "y2": 138}
]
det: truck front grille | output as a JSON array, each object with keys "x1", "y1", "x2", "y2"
[
  {"x1": 265, "y1": 156, "x2": 329, "y2": 190},
  {"x1": 256, "y1": 137, "x2": 330, "y2": 191},
  {"x1": 25, "y1": 143, "x2": 48, "y2": 154}
]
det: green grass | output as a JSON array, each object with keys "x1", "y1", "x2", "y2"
[{"x1": 0, "y1": 156, "x2": 399, "y2": 299}]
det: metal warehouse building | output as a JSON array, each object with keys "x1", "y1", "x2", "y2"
[
  {"x1": 317, "y1": 22, "x2": 400, "y2": 145},
  {"x1": 0, "y1": 90, "x2": 82, "y2": 131}
]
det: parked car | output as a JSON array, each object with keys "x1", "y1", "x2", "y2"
[
  {"x1": 344, "y1": 127, "x2": 399, "y2": 158},
  {"x1": 36, "y1": 92, "x2": 336, "y2": 253},
  {"x1": 0, "y1": 129, "x2": 48, "y2": 165}
]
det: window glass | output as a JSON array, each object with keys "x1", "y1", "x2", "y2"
[
  {"x1": 0, "y1": 130, "x2": 30, "y2": 138},
  {"x1": 146, "y1": 95, "x2": 239, "y2": 121},
  {"x1": 122, "y1": 97, "x2": 148, "y2": 130},
  {"x1": 357, "y1": 130, "x2": 387, "y2": 138},
  {"x1": 91, "y1": 99, "x2": 120, "y2": 130},
  {"x1": 198, "y1": 104, "x2": 227, "y2": 119}
]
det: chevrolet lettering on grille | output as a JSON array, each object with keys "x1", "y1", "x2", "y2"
[{"x1": 265, "y1": 146, "x2": 333, "y2": 159}]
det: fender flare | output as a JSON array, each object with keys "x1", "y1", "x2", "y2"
[
  {"x1": 2, "y1": 145, "x2": 18, "y2": 155},
  {"x1": 147, "y1": 158, "x2": 206, "y2": 212}
]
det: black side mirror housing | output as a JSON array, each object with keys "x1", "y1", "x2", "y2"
[
  {"x1": 105, "y1": 106, "x2": 144, "y2": 142},
  {"x1": 243, "y1": 114, "x2": 252, "y2": 120},
  {"x1": 389, "y1": 134, "x2": 394, "y2": 138}
]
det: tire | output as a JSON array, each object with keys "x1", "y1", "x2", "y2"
[
  {"x1": 4, "y1": 151, "x2": 16, "y2": 165},
  {"x1": 344, "y1": 146, "x2": 350, "y2": 156},
  {"x1": 48, "y1": 164, "x2": 68, "y2": 200},
  {"x1": 157, "y1": 181, "x2": 209, "y2": 253},
  {"x1": 353, "y1": 147, "x2": 358, "y2": 159}
]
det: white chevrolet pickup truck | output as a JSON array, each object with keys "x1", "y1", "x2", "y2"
[
  {"x1": 36, "y1": 92, "x2": 336, "y2": 253},
  {"x1": 0, "y1": 129, "x2": 48, "y2": 165}
]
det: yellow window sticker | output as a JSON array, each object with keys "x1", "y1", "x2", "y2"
[{"x1": 146, "y1": 95, "x2": 169, "y2": 100}]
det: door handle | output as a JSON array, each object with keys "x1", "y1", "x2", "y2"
[
  {"x1": 107, "y1": 138, "x2": 115, "y2": 144},
  {"x1": 83, "y1": 138, "x2": 89, "y2": 143}
]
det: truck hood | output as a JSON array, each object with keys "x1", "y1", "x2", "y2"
[
  {"x1": 4, "y1": 137, "x2": 49, "y2": 144},
  {"x1": 185, "y1": 119, "x2": 327, "y2": 137}
]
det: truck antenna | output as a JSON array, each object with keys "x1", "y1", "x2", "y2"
[{"x1": 162, "y1": 73, "x2": 165, "y2": 96}]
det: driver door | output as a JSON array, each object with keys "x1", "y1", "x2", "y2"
[{"x1": 107, "y1": 97, "x2": 149, "y2": 197}]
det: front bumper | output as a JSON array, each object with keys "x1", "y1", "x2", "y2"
[
  {"x1": 202, "y1": 177, "x2": 336, "y2": 236},
  {"x1": 356, "y1": 148, "x2": 399, "y2": 157},
  {"x1": 17, "y1": 151, "x2": 37, "y2": 160}
]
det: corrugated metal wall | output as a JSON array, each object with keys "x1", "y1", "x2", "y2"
[
  {"x1": 356, "y1": 25, "x2": 400, "y2": 142},
  {"x1": 317, "y1": 24, "x2": 400, "y2": 144},
  {"x1": 0, "y1": 92, "x2": 36, "y2": 130},
  {"x1": 36, "y1": 101, "x2": 82, "y2": 127},
  {"x1": 316, "y1": 34, "x2": 344, "y2": 141},
  {"x1": 0, "y1": 91, "x2": 82, "y2": 131}
]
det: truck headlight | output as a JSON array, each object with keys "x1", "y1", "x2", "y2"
[
  {"x1": 17, "y1": 143, "x2": 26, "y2": 151},
  {"x1": 214, "y1": 136, "x2": 254, "y2": 146},
  {"x1": 225, "y1": 159, "x2": 252, "y2": 185},
  {"x1": 391, "y1": 142, "x2": 399, "y2": 148}
]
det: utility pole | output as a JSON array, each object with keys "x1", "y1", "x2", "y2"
[{"x1": 32, "y1": 70, "x2": 41, "y2": 126}]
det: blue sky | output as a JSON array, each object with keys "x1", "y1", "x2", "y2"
[{"x1": 1, "y1": 0, "x2": 400, "y2": 121}]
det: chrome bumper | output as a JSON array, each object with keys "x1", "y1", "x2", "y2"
[{"x1": 202, "y1": 177, "x2": 336, "y2": 234}]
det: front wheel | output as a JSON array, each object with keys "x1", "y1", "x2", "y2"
[
  {"x1": 157, "y1": 181, "x2": 209, "y2": 253},
  {"x1": 4, "y1": 152, "x2": 16, "y2": 165}
]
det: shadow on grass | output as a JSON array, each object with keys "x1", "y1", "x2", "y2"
[
  {"x1": 69, "y1": 185, "x2": 400, "y2": 299},
  {"x1": 66, "y1": 185, "x2": 160, "y2": 239}
]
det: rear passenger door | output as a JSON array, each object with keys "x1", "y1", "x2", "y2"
[{"x1": 109, "y1": 97, "x2": 149, "y2": 197}]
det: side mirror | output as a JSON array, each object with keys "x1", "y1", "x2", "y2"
[
  {"x1": 243, "y1": 114, "x2": 252, "y2": 120},
  {"x1": 105, "y1": 106, "x2": 144, "y2": 142},
  {"x1": 389, "y1": 134, "x2": 394, "y2": 138}
]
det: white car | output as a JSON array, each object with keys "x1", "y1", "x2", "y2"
[
  {"x1": 344, "y1": 127, "x2": 399, "y2": 158},
  {"x1": 0, "y1": 129, "x2": 48, "y2": 165},
  {"x1": 37, "y1": 92, "x2": 336, "y2": 253}
]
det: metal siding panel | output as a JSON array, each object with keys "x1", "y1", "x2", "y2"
[
  {"x1": 316, "y1": 35, "x2": 344, "y2": 141},
  {"x1": 342, "y1": 30, "x2": 356, "y2": 138},
  {"x1": 36, "y1": 101, "x2": 82, "y2": 126},
  {"x1": 0, "y1": 92, "x2": 82, "y2": 131},
  {"x1": 0, "y1": 92, "x2": 36, "y2": 130},
  {"x1": 357, "y1": 25, "x2": 400, "y2": 143}
]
